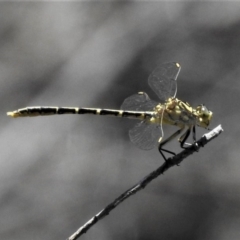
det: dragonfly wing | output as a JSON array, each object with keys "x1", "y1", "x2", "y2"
[
  {"x1": 121, "y1": 92, "x2": 158, "y2": 111},
  {"x1": 129, "y1": 121, "x2": 162, "y2": 150},
  {"x1": 148, "y1": 62, "x2": 181, "y2": 102}
]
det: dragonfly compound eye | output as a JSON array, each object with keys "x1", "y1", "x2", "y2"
[{"x1": 196, "y1": 105, "x2": 213, "y2": 128}]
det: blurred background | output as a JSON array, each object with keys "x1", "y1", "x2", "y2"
[{"x1": 1, "y1": 2, "x2": 240, "y2": 240}]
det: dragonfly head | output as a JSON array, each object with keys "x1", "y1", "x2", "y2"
[{"x1": 195, "y1": 104, "x2": 213, "y2": 129}]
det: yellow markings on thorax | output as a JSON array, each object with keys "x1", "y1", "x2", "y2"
[
  {"x1": 161, "y1": 98, "x2": 197, "y2": 126},
  {"x1": 178, "y1": 101, "x2": 193, "y2": 113}
]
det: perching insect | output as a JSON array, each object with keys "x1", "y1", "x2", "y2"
[{"x1": 7, "y1": 62, "x2": 212, "y2": 160}]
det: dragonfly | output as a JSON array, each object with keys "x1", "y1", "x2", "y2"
[{"x1": 7, "y1": 62, "x2": 213, "y2": 161}]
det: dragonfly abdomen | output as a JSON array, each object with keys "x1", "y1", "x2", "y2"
[
  {"x1": 7, "y1": 107, "x2": 78, "y2": 117},
  {"x1": 7, "y1": 106, "x2": 154, "y2": 120}
]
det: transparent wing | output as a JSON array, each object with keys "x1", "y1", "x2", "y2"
[
  {"x1": 129, "y1": 121, "x2": 162, "y2": 150},
  {"x1": 121, "y1": 92, "x2": 158, "y2": 111},
  {"x1": 148, "y1": 62, "x2": 181, "y2": 102}
]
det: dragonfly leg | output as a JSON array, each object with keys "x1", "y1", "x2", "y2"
[
  {"x1": 193, "y1": 125, "x2": 196, "y2": 141},
  {"x1": 179, "y1": 126, "x2": 191, "y2": 149},
  {"x1": 158, "y1": 124, "x2": 185, "y2": 161},
  {"x1": 158, "y1": 148, "x2": 177, "y2": 162},
  {"x1": 179, "y1": 125, "x2": 197, "y2": 149}
]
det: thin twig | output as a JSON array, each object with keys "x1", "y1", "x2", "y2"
[{"x1": 67, "y1": 125, "x2": 223, "y2": 240}]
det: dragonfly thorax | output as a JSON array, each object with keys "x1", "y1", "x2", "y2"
[
  {"x1": 161, "y1": 98, "x2": 212, "y2": 129},
  {"x1": 164, "y1": 98, "x2": 196, "y2": 125},
  {"x1": 155, "y1": 97, "x2": 210, "y2": 128}
]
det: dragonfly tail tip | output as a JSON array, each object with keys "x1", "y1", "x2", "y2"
[{"x1": 7, "y1": 111, "x2": 19, "y2": 118}]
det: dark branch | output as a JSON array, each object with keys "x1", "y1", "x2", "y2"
[{"x1": 67, "y1": 125, "x2": 223, "y2": 240}]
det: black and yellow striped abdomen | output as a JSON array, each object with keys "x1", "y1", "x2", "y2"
[{"x1": 7, "y1": 106, "x2": 155, "y2": 120}]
